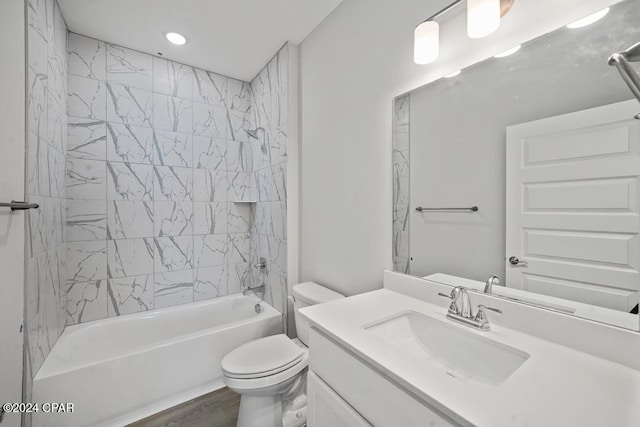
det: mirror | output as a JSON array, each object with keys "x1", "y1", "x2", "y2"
[{"x1": 392, "y1": 0, "x2": 640, "y2": 330}]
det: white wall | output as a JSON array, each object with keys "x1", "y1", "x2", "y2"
[
  {"x1": 0, "y1": 0, "x2": 25, "y2": 425},
  {"x1": 299, "y1": 0, "x2": 621, "y2": 296}
]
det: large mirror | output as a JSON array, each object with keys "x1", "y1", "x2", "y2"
[{"x1": 392, "y1": 0, "x2": 640, "y2": 330}]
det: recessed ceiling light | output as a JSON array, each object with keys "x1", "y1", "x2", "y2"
[
  {"x1": 566, "y1": 8, "x2": 609, "y2": 29},
  {"x1": 494, "y1": 45, "x2": 521, "y2": 58},
  {"x1": 445, "y1": 70, "x2": 461, "y2": 78},
  {"x1": 166, "y1": 32, "x2": 187, "y2": 45}
]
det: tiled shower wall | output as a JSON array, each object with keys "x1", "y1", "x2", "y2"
[
  {"x1": 65, "y1": 33, "x2": 257, "y2": 324},
  {"x1": 392, "y1": 95, "x2": 410, "y2": 274},
  {"x1": 249, "y1": 46, "x2": 289, "y2": 314},
  {"x1": 25, "y1": 0, "x2": 68, "y2": 400},
  {"x1": 24, "y1": 21, "x2": 289, "y2": 392}
]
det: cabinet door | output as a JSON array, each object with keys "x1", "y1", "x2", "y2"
[{"x1": 307, "y1": 371, "x2": 371, "y2": 427}]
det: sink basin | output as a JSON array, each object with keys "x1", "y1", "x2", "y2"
[{"x1": 365, "y1": 311, "x2": 530, "y2": 386}]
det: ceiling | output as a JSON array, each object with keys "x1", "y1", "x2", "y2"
[{"x1": 58, "y1": 0, "x2": 343, "y2": 82}]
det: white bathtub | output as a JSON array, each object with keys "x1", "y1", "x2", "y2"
[{"x1": 32, "y1": 294, "x2": 282, "y2": 427}]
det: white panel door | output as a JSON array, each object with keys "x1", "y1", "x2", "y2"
[
  {"x1": 0, "y1": 0, "x2": 26, "y2": 426},
  {"x1": 506, "y1": 100, "x2": 640, "y2": 312},
  {"x1": 307, "y1": 372, "x2": 371, "y2": 427}
]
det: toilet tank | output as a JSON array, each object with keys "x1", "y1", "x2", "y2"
[{"x1": 292, "y1": 282, "x2": 344, "y2": 345}]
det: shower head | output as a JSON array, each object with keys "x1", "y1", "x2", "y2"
[
  {"x1": 609, "y1": 41, "x2": 640, "y2": 118},
  {"x1": 245, "y1": 127, "x2": 265, "y2": 139}
]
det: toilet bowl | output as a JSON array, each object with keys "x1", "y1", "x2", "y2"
[{"x1": 221, "y1": 282, "x2": 344, "y2": 427}]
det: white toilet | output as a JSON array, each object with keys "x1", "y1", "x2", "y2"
[{"x1": 221, "y1": 282, "x2": 344, "y2": 427}]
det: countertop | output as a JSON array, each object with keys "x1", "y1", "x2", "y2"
[{"x1": 300, "y1": 289, "x2": 640, "y2": 427}]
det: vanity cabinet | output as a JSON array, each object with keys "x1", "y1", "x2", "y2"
[
  {"x1": 307, "y1": 372, "x2": 371, "y2": 427},
  {"x1": 307, "y1": 328, "x2": 460, "y2": 427}
]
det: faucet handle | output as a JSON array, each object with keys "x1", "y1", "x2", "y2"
[
  {"x1": 438, "y1": 288, "x2": 461, "y2": 315},
  {"x1": 479, "y1": 305, "x2": 502, "y2": 314},
  {"x1": 438, "y1": 286, "x2": 460, "y2": 300},
  {"x1": 475, "y1": 305, "x2": 502, "y2": 328},
  {"x1": 254, "y1": 257, "x2": 267, "y2": 269}
]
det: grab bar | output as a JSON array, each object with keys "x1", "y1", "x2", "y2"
[
  {"x1": 416, "y1": 206, "x2": 478, "y2": 212},
  {"x1": 0, "y1": 201, "x2": 39, "y2": 211}
]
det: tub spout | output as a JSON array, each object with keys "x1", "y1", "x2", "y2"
[{"x1": 243, "y1": 283, "x2": 266, "y2": 296}]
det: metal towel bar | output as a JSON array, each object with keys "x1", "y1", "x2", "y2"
[
  {"x1": 416, "y1": 206, "x2": 478, "y2": 212},
  {"x1": 0, "y1": 201, "x2": 39, "y2": 211}
]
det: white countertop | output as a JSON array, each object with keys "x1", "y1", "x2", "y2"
[{"x1": 300, "y1": 289, "x2": 640, "y2": 427}]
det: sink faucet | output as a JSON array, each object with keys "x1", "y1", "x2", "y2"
[
  {"x1": 453, "y1": 286, "x2": 472, "y2": 318},
  {"x1": 439, "y1": 286, "x2": 470, "y2": 317},
  {"x1": 484, "y1": 275, "x2": 500, "y2": 294},
  {"x1": 439, "y1": 286, "x2": 502, "y2": 331}
]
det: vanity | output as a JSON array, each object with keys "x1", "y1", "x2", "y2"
[
  {"x1": 369, "y1": 1, "x2": 640, "y2": 424},
  {"x1": 300, "y1": 1, "x2": 640, "y2": 424},
  {"x1": 300, "y1": 272, "x2": 640, "y2": 426}
]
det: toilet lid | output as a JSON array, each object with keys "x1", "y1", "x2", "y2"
[{"x1": 222, "y1": 334, "x2": 304, "y2": 379}]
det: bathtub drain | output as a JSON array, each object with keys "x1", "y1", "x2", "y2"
[{"x1": 255, "y1": 303, "x2": 263, "y2": 313}]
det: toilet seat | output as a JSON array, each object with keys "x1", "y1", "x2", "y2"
[
  {"x1": 222, "y1": 334, "x2": 309, "y2": 391},
  {"x1": 224, "y1": 352, "x2": 309, "y2": 392},
  {"x1": 222, "y1": 334, "x2": 304, "y2": 378},
  {"x1": 224, "y1": 354, "x2": 304, "y2": 379}
]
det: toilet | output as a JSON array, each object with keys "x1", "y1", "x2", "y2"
[{"x1": 221, "y1": 282, "x2": 344, "y2": 427}]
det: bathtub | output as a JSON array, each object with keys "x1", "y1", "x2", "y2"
[{"x1": 32, "y1": 294, "x2": 281, "y2": 427}]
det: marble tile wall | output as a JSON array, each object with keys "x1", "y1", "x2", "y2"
[
  {"x1": 392, "y1": 95, "x2": 410, "y2": 274},
  {"x1": 248, "y1": 45, "x2": 289, "y2": 313},
  {"x1": 65, "y1": 33, "x2": 257, "y2": 324},
  {"x1": 24, "y1": 0, "x2": 68, "y2": 404}
]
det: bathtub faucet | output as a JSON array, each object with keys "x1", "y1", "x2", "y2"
[{"x1": 243, "y1": 283, "x2": 266, "y2": 296}]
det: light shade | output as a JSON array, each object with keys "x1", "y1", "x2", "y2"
[
  {"x1": 414, "y1": 21, "x2": 439, "y2": 65},
  {"x1": 467, "y1": 0, "x2": 501, "y2": 39}
]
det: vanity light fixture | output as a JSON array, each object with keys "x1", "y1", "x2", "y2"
[
  {"x1": 414, "y1": 0, "x2": 515, "y2": 65},
  {"x1": 566, "y1": 8, "x2": 609, "y2": 29},
  {"x1": 494, "y1": 44, "x2": 521, "y2": 58},
  {"x1": 165, "y1": 32, "x2": 187, "y2": 45},
  {"x1": 414, "y1": 21, "x2": 440, "y2": 64},
  {"x1": 467, "y1": 0, "x2": 500, "y2": 39}
]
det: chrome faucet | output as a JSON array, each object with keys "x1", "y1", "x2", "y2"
[
  {"x1": 254, "y1": 257, "x2": 267, "y2": 269},
  {"x1": 243, "y1": 283, "x2": 266, "y2": 296},
  {"x1": 453, "y1": 286, "x2": 472, "y2": 318},
  {"x1": 439, "y1": 286, "x2": 502, "y2": 331},
  {"x1": 484, "y1": 275, "x2": 500, "y2": 294}
]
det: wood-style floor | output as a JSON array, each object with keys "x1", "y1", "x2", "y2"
[{"x1": 127, "y1": 387, "x2": 240, "y2": 427}]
